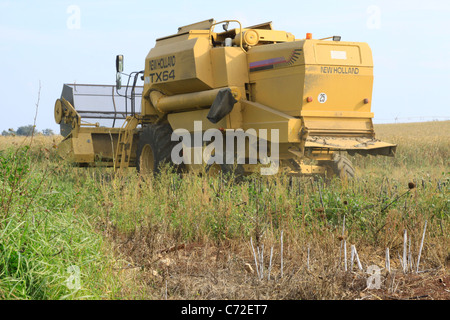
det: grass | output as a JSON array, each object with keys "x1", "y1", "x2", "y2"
[
  {"x1": 0, "y1": 122, "x2": 448, "y2": 300},
  {"x1": 0, "y1": 135, "x2": 120, "y2": 299}
]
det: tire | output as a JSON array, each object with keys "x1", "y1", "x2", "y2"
[
  {"x1": 203, "y1": 136, "x2": 245, "y2": 181},
  {"x1": 136, "y1": 123, "x2": 178, "y2": 175},
  {"x1": 218, "y1": 141, "x2": 246, "y2": 181},
  {"x1": 220, "y1": 163, "x2": 245, "y2": 177},
  {"x1": 203, "y1": 157, "x2": 245, "y2": 182},
  {"x1": 319, "y1": 153, "x2": 355, "y2": 179}
]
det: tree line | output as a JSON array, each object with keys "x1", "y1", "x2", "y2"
[{"x1": 1, "y1": 125, "x2": 55, "y2": 136}]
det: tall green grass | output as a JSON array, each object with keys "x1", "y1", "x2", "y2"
[
  {"x1": 97, "y1": 166, "x2": 448, "y2": 247},
  {"x1": 0, "y1": 144, "x2": 119, "y2": 299}
]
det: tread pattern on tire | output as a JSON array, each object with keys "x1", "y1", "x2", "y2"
[
  {"x1": 220, "y1": 162, "x2": 245, "y2": 178},
  {"x1": 136, "y1": 123, "x2": 176, "y2": 174},
  {"x1": 320, "y1": 153, "x2": 355, "y2": 179}
]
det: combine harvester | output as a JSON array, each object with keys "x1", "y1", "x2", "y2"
[{"x1": 54, "y1": 19, "x2": 396, "y2": 178}]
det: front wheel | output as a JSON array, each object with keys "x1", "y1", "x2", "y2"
[{"x1": 136, "y1": 123, "x2": 178, "y2": 175}]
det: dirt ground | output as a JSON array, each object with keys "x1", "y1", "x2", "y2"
[{"x1": 105, "y1": 227, "x2": 450, "y2": 300}]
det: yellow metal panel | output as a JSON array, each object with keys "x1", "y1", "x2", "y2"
[
  {"x1": 288, "y1": 119, "x2": 302, "y2": 142},
  {"x1": 228, "y1": 99, "x2": 244, "y2": 129},
  {"x1": 245, "y1": 21, "x2": 273, "y2": 30},
  {"x1": 303, "y1": 40, "x2": 373, "y2": 66},
  {"x1": 71, "y1": 133, "x2": 95, "y2": 163},
  {"x1": 210, "y1": 47, "x2": 249, "y2": 87},
  {"x1": 143, "y1": 36, "x2": 214, "y2": 97},
  {"x1": 247, "y1": 40, "x2": 374, "y2": 117},
  {"x1": 302, "y1": 65, "x2": 373, "y2": 113},
  {"x1": 254, "y1": 30, "x2": 295, "y2": 43},
  {"x1": 241, "y1": 100, "x2": 301, "y2": 143},
  {"x1": 249, "y1": 65, "x2": 305, "y2": 116},
  {"x1": 78, "y1": 127, "x2": 121, "y2": 134},
  {"x1": 168, "y1": 109, "x2": 227, "y2": 132},
  {"x1": 302, "y1": 116, "x2": 374, "y2": 136},
  {"x1": 56, "y1": 137, "x2": 74, "y2": 161},
  {"x1": 305, "y1": 136, "x2": 396, "y2": 155},
  {"x1": 155, "y1": 30, "x2": 211, "y2": 45},
  {"x1": 177, "y1": 19, "x2": 215, "y2": 34},
  {"x1": 233, "y1": 29, "x2": 295, "y2": 46},
  {"x1": 314, "y1": 43, "x2": 362, "y2": 65},
  {"x1": 301, "y1": 110, "x2": 374, "y2": 118},
  {"x1": 210, "y1": 49, "x2": 228, "y2": 88},
  {"x1": 248, "y1": 41, "x2": 306, "y2": 72}
]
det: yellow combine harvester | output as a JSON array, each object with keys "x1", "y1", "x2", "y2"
[{"x1": 54, "y1": 19, "x2": 396, "y2": 178}]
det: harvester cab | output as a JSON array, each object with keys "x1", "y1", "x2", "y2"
[{"x1": 54, "y1": 18, "x2": 396, "y2": 178}]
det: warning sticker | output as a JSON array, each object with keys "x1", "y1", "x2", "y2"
[
  {"x1": 331, "y1": 50, "x2": 347, "y2": 60},
  {"x1": 318, "y1": 93, "x2": 327, "y2": 103}
]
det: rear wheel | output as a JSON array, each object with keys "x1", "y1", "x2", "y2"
[
  {"x1": 204, "y1": 137, "x2": 245, "y2": 181},
  {"x1": 220, "y1": 163, "x2": 245, "y2": 179},
  {"x1": 136, "y1": 123, "x2": 178, "y2": 175},
  {"x1": 319, "y1": 153, "x2": 355, "y2": 179}
]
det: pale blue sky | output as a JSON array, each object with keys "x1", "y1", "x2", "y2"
[{"x1": 1, "y1": 0, "x2": 449, "y2": 133}]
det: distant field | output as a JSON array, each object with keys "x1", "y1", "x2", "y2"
[
  {"x1": 0, "y1": 121, "x2": 448, "y2": 300},
  {"x1": 353, "y1": 121, "x2": 449, "y2": 177},
  {"x1": 375, "y1": 120, "x2": 450, "y2": 139}
]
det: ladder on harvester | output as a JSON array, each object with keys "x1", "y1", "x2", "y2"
[{"x1": 114, "y1": 116, "x2": 139, "y2": 170}]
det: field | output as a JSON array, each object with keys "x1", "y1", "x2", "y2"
[{"x1": 0, "y1": 121, "x2": 448, "y2": 300}]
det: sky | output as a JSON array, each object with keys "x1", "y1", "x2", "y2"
[{"x1": 0, "y1": 0, "x2": 449, "y2": 133}]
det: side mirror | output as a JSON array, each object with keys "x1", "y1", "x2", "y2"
[
  {"x1": 222, "y1": 21, "x2": 229, "y2": 32},
  {"x1": 116, "y1": 55, "x2": 124, "y2": 73}
]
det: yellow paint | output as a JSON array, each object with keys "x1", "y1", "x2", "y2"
[{"x1": 55, "y1": 19, "x2": 396, "y2": 175}]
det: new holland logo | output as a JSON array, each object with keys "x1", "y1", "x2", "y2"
[{"x1": 249, "y1": 49, "x2": 302, "y2": 72}]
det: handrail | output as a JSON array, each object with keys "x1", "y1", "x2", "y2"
[
  {"x1": 111, "y1": 85, "x2": 117, "y2": 127},
  {"x1": 208, "y1": 20, "x2": 246, "y2": 53}
]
